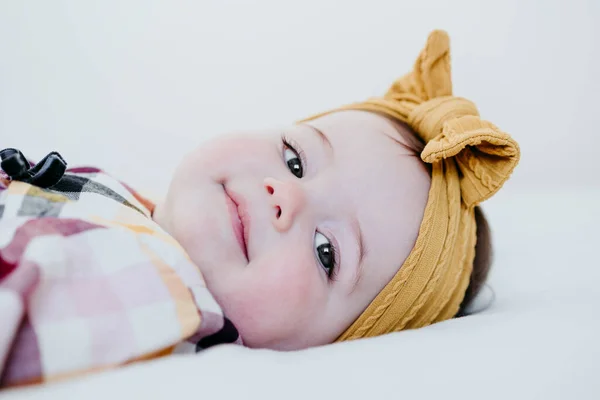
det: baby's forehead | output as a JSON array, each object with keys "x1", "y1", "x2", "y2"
[
  {"x1": 304, "y1": 110, "x2": 427, "y2": 195},
  {"x1": 305, "y1": 110, "x2": 420, "y2": 155}
]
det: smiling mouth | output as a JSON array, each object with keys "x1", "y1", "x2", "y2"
[{"x1": 222, "y1": 184, "x2": 249, "y2": 260}]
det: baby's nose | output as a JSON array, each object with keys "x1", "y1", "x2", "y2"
[{"x1": 263, "y1": 177, "x2": 306, "y2": 232}]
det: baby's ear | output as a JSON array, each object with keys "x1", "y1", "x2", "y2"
[
  {"x1": 459, "y1": 284, "x2": 495, "y2": 316},
  {"x1": 384, "y1": 30, "x2": 453, "y2": 102}
]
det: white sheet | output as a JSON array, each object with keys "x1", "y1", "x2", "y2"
[{"x1": 2, "y1": 188, "x2": 598, "y2": 400}]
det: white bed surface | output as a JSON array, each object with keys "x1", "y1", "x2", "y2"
[{"x1": 3, "y1": 188, "x2": 599, "y2": 400}]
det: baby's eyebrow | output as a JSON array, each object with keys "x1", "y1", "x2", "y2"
[
  {"x1": 350, "y1": 216, "x2": 366, "y2": 293},
  {"x1": 302, "y1": 124, "x2": 333, "y2": 154}
]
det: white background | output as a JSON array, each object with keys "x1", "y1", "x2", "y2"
[
  {"x1": 1, "y1": 0, "x2": 599, "y2": 193},
  {"x1": 1, "y1": 1, "x2": 600, "y2": 399}
]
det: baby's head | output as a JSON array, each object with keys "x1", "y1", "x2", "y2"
[
  {"x1": 155, "y1": 110, "x2": 431, "y2": 349},
  {"x1": 153, "y1": 30, "x2": 519, "y2": 350}
]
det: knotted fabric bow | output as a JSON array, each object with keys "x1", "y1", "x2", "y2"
[
  {"x1": 0, "y1": 148, "x2": 67, "y2": 189},
  {"x1": 302, "y1": 30, "x2": 520, "y2": 340}
]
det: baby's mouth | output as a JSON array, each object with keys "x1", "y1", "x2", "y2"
[{"x1": 222, "y1": 184, "x2": 249, "y2": 261}]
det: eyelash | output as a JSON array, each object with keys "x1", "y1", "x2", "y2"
[
  {"x1": 280, "y1": 134, "x2": 339, "y2": 282},
  {"x1": 320, "y1": 230, "x2": 340, "y2": 282},
  {"x1": 281, "y1": 134, "x2": 308, "y2": 174}
]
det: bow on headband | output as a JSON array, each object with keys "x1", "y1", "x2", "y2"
[{"x1": 302, "y1": 30, "x2": 520, "y2": 340}]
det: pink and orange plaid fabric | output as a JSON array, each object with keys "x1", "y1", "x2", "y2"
[{"x1": 0, "y1": 164, "x2": 240, "y2": 388}]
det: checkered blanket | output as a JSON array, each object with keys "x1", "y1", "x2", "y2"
[{"x1": 0, "y1": 164, "x2": 240, "y2": 388}]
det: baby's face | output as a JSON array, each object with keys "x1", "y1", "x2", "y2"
[{"x1": 154, "y1": 111, "x2": 430, "y2": 349}]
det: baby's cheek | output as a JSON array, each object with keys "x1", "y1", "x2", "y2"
[
  {"x1": 229, "y1": 251, "x2": 324, "y2": 346},
  {"x1": 259, "y1": 261, "x2": 316, "y2": 310},
  {"x1": 187, "y1": 135, "x2": 271, "y2": 174},
  {"x1": 250, "y1": 253, "x2": 319, "y2": 316}
]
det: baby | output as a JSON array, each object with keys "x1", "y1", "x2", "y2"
[
  {"x1": 0, "y1": 30, "x2": 519, "y2": 386},
  {"x1": 152, "y1": 30, "x2": 519, "y2": 349},
  {"x1": 153, "y1": 110, "x2": 470, "y2": 349}
]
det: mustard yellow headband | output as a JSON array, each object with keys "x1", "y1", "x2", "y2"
[{"x1": 302, "y1": 30, "x2": 520, "y2": 340}]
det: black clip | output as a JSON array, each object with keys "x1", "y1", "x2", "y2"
[{"x1": 0, "y1": 148, "x2": 67, "y2": 189}]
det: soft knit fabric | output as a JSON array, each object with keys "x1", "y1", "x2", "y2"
[
  {"x1": 302, "y1": 30, "x2": 520, "y2": 341},
  {"x1": 0, "y1": 161, "x2": 242, "y2": 388}
]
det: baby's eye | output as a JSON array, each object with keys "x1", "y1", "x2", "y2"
[
  {"x1": 282, "y1": 139, "x2": 304, "y2": 178},
  {"x1": 314, "y1": 232, "x2": 336, "y2": 277}
]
